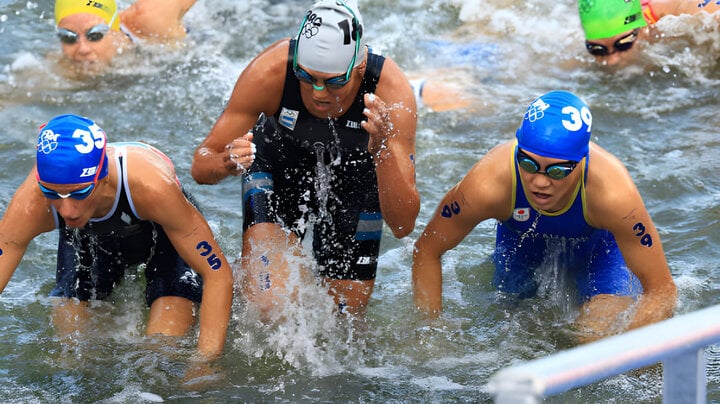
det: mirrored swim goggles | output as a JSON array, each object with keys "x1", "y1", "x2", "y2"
[
  {"x1": 36, "y1": 146, "x2": 106, "y2": 200},
  {"x1": 56, "y1": 11, "x2": 117, "y2": 45},
  {"x1": 292, "y1": 2, "x2": 361, "y2": 91},
  {"x1": 516, "y1": 148, "x2": 579, "y2": 180},
  {"x1": 38, "y1": 182, "x2": 96, "y2": 200},
  {"x1": 585, "y1": 29, "x2": 638, "y2": 57}
]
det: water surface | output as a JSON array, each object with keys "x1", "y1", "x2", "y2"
[{"x1": 0, "y1": 0, "x2": 718, "y2": 401}]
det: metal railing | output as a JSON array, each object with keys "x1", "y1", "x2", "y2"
[{"x1": 486, "y1": 304, "x2": 720, "y2": 403}]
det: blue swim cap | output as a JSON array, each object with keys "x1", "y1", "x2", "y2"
[
  {"x1": 516, "y1": 91, "x2": 592, "y2": 162},
  {"x1": 36, "y1": 114, "x2": 108, "y2": 184}
]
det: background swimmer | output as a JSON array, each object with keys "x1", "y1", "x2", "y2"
[
  {"x1": 579, "y1": 0, "x2": 720, "y2": 67},
  {"x1": 54, "y1": 0, "x2": 196, "y2": 76}
]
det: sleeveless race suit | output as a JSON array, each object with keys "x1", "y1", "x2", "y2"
[
  {"x1": 642, "y1": 0, "x2": 660, "y2": 24},
  {"x1": 242, "y1": 40, "x2": 385, "y2": 281},
  {"x1": 492, "y1": 143, "x2": 642, "y2": 300},
  {"x1": 50, "y1": 142, "x2": 203, "y2": 305}
]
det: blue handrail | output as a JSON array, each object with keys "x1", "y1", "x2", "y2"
[{"x1": 486, "y1": 304, "x2": 720, "y2": 403}]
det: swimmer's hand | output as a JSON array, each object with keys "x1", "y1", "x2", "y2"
[
  {"x1": 224, "y1": 132, "x2": 255, "y2": 175},
  {"x1": 182, "y1": 354, "x2": 225, "y2": 392},
  {"x1": 361, "y1": 93, "x2": 394, "y2": 158}
]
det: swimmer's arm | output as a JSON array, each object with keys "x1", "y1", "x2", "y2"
[
  {"x1": 587, "y1": 159, "x2": 677, "y2": 330},
  {"x1": 0, "y1": 171, "x2": 56, "y2": 293},
  {"x1": 191, "y1": 40, "x2": 288, "y2": 185},
  {"x1": 412, "y1": 146, "x2": 511, "y2": 316},
  {"x1": 412, "y1": 186, "x2": 478, "y2": 316},
  {"x1": 604, "y1": 201, "x2": 676, "y2": 329},
  {"x1": 121, "y1": 0, "x2": 197, "y2": 40},
  {"x1": 363, "y1": 58, "x2": 420, "y2": 238},
  {"x1": 664, "y1": 0, "x2": 720, "y2": 16},
  {"x1": 169, "y1": 211, "x2": 233, "y2": 360},
  {"x1": 133, "y1": 170, "x2": 233, "y2": 359}
]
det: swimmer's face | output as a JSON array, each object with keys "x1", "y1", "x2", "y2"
[
  {"x1": 56, "y1": 13, "x2": 124, "y2": 69},
  {"x1": 39, "y1": 180, "x2": 100, "y2": 228},
  {"x1": 585, "y1": 29, "x2": 644, "y2": 67},
  {"x1": 516, "y1": 149, "x2": 583, "y2": 213},
  {"x1": 297, "y1": 57, "x2": 367, "y2": 119}
]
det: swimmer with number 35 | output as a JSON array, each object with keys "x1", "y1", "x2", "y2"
[
  {"x1": 412, "y1": 91, "x2": 676, "y2": 343},
  {"x1": 0, "y1": 115, "x2": 233, "y2": 361}
]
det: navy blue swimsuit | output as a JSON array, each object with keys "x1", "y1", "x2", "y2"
[
  {"x1": 242, "y1": 41, "x2": 385, "y2": 281},
  {"x1": 51, "y1": 142, "x2": 203, "y2": 305}
]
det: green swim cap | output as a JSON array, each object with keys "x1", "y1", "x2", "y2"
[{"x1": 578, "y1": 0, "x2": 647, "y2": 40}]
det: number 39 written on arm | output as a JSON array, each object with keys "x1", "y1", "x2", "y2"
[{"x1": 633, "y1": 222, "x2": 653, "y2": 247}]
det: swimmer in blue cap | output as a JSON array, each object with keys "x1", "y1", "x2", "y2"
[
  {"x1": 413, "y1": 90, "x2": 676, "y2": 344},
  {"x1": 53, "y1": 0, "x2": 197, "y2": 75},
  {"x1": 578, "y1": 0, "x2": 720, "y2": 66},
  {"x1": 0, "y1": 114, "x2": 233, "y2": 364},
  {"x1": 192, "y1": 0, "x2": 419, "y2": 322}
]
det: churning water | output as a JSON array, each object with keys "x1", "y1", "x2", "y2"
[{"x1": 1, "y1": 0, "x2": 719, "y2": 401}]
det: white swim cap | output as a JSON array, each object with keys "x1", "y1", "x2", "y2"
[{"x1": 295, "y1": 0, "x2": 366, "y2": 74}]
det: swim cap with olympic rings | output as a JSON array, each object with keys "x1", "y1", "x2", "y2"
[
  {"x1": 295, "y1": 0, "x2": 367, "y2": 74},
  {"x1": 55, "y1": 0, "x2": 120, "y2": 31},
  {"x1": 37, "y1": 114, "x2": 109, "y2": 185},
  {"x1": 578, "y1": 0, "x2": 647, "y2": 40},
  {"x1": 516, "y1": 91, "x2": 592, "y2": 162}
]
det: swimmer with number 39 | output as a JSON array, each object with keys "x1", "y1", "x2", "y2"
[
  {"x1": 412, "y1": 91, "x2": 677, "y2": 343},
  {"x1": 0, "y1": 115, "x2": 233, "y2": 361}
]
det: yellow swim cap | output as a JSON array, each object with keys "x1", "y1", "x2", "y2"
[{"x1": 55, "y1": 0, "x2": 120, "y2": 30}]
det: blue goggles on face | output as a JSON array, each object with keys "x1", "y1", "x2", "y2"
[
  {"x1": 36, "y1": 143, "x2": 106, "y2": 200},
  {"x1": 292, "y1": 1, "x2": 361, "y2": 91},
  {"x1": 516, "y1": 148, "x2": 578, "y2": 180},
  {"x1": 293, "y1": 66, "x2": 353, "y2": 91},
  {"x1": 37, "y1": 182, "x2": 96, "y2": 200}
]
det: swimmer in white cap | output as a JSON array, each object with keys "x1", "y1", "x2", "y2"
[
  {"x1": 0, "y1": 114, "x2": 233, "y2": 366},
  {"x1": 53, "y1": 0, "x2": 197, "y2": 75},
  {"x1": 413, "y1": 91, "x2": 676, "y2": 344},
  {"x1": 192, "y1": 0, "x2": 420, "y2": 321}
]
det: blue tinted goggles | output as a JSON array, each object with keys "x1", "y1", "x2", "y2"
[
  {"x1": 293, "y1": 66, "x2": 352, "y2": 90},
  {"x1": 38, "y1": 182, "x2": 96, "y2": 200},
  {"x1": 292, "y1": 1, "x2": 361, "y2": 91}
]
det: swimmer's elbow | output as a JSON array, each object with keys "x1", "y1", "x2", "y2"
[
  {"x1": 190, "y1": 163, "x2": 220, "y2": 185},
  {"x1": 190, "y1": 151, "x2": 226, "y2": 185},
  {"x1": 390, "y1": 223, "x2": 414, "y2": 239},
  {"x1": 389, "y1": 214, "x2": 418, "y2": 238},
  {"x1": 389, "y1": 202, "x2": 420, "y2": 238}
]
